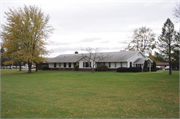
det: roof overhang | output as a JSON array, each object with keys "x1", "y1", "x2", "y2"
[{"x1": 133, "y1": 58, "x2": 153, "y2": 64}]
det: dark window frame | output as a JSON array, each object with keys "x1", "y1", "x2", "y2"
[
  {"x1": 130, "y1": 62, "x2": 132, "y2": 67},
  {"x1": 136, "y1": 64, "x2": 141, "y2": 67},
  {"x1": 74, "y1": 63, "x2": 76, "y2": 66},
  {"x1": 64, "y1": 63, "x2": 66, "y2": 68},
  {"x1": 83, "y1": 62, "x2": 91, "y2": 67},
  {"x1": 54, "y1": 63, "x2": 56, "y2": 68}
]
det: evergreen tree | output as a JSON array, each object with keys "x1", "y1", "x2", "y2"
[
  {"x1": 152, "y1": 61, "x2": 157, "y2": 71},
  {"x1": 143, "y1": 60, "x2": 148, "y2": 72},
  {"x1": 158, "y1": 18, "x2": 176, "y2": 75}
]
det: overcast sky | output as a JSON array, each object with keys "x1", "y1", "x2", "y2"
[{"x1": 0, "y1": 0, "x2": 179, "y2": 57}]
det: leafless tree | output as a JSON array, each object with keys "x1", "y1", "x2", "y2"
[
  {"x1": 126, "y1": 26, "x2": 156, "y2": 55},
  {"x1": 80, "y1": 47, "x2": 110, "y2": 73},
  {"x1": 173, "y1": 2, "x2": 180, "y2": 23}
]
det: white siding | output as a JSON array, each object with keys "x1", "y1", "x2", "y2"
[
  {"x1": 122, "y1": 62, "x2": 127, "y2": 67},
  {"x1": 68, "y1": 63, "x2": 74, "y2": 68},
  {"x1": 56, "y1": 63, "x2": 75, "y2": 68},
  {"x1": 59, "y1": 63, "x2": 62, "y2": 68},
  {"x1": 116, "y1": 62, "x2": 120, "y2": 68},
  {"x1": 79, "y1": 60, "x2": 83, "y2": 68},
  {"x1": 127, "y1": 62, "x2": 129, "y2": 68},
  {"x1": 49, "y1": 63, "x2": 54, "y2": 68},
  {"x1": 105, "y1": 62, "x2": 109, "y2": 67},
  {"x1": 111, "y1": 62, "x2": 115, "y2": 68},
  {"x1": 128, "y1": 52, "x2": 146, "y2": 67},
  {"x1": 56, "y1": 63, "x2": 60, "y2": 68},
  {"x1": 71, "y1": 63, "x2": 74, "y2": 68},
  {"x1": 79, "y1": 59, "x2": 96, "y2": 68}
]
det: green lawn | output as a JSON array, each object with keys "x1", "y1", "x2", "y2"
[{"x1": 1, "y1": 70, "x2": 179, "y2": 118}]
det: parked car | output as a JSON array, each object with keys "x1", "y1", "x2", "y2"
[
  {"x1": 165, "y1": 66, "x2": 169, "y2": 70},
  {"x1": 21, "y1": 66, "x2": 25, "y2": 69},
  {"x1": 32, "y1": 66, "x2": 36, "y2": 69},
  {"x1": 24, "y1": 66, "x2": 28, "y2": 69},
  {"x1": 156, "y1": 66, "x2": 162, "y2": 70}
]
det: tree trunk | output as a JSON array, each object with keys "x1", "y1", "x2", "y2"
[
  {"x1": 169, "y1": 61, "x2": 172, "y2": 75},
  {"x1": 19, "y1": 62, "x2": 21, "y2": 71},
  {"x1": 36, "y1": 63, "x2": 38, "y2": 72},
  {"x1": 169, "y1": 43, "x2": 172, "y2": 75},
  {"x1": 28, "y1": 62, "x2": 32, "y2": 73},
  {"x1": 92, "y1": 68, "x2": 94, "y2": 73},
  {"x1": 91, "y1": 65, "x2": 94, "y2": 73}
]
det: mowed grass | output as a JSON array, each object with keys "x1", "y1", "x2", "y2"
[{"x1": 1, "y1": 70, "x2": 179, "y2": 118}]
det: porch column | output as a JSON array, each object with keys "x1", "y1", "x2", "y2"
[
  {"x1": 148, "y1": 61, "x2": 151, "y2": 72},
  {"x1": 141, "y1": 64, "x2": 144, "y2": 72}
]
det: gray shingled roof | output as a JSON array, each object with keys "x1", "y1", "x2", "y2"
[
  {"x1": 133, "y1": 58, "x2": 145, "y2": 64},
  {"x1": 48, "y1": 54, "x2": 81, "y2": 63},
  {"x1": 48, "y1": 51, "x2": 141, "y2": 63}
]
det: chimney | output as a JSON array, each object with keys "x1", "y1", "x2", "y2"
[{"x1": 75, "y1": 51, "x2": 78, "y2": 54}]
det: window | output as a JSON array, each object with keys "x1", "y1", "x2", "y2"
[
  {"x1": 86, "y1": 62, "x2": 88, "y2": 67},
  {"x1": 115, "y1": 62, "x2": 116, "y2": 68},
  {"x1": 97, "y1": 62, "x2": 100, "y2": 66},
  {"x1": 121, "y1": 62, "x2": 122, "y2": 67},
  {"x1": 83, "y1": 62, "x2": 91, "y2": 67},
  {"x1": 64, "y1": 63, "x2": 66, "y2": 68},
  {"x1": 69, "y1": 63, "x2": 71, "y2": 68},
  {"x1": 109, "y1": 62, "x2": 111, "y2": 68},
  {"x1": 136, "y1": 64, "x2": 141, "y2": 67},
  {"x1": 130, "y1": 62, "x2": 132, "y2": 67},
  {"x1": 54, "y1": 63, "x2": 56, "y2": 68},
  {"x1": 74, "y1": 63, "x2": 76, "y2": 66}
]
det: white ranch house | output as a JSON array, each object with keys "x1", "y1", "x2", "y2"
[{"x1": 48, "y1": 51, "x2": 152, "y2": 71}]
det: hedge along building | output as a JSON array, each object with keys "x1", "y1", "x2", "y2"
[{"x1": 48, "y1": 51, "x2": 153, "y2": 71}]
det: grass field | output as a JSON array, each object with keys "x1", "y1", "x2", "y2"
[{"x1": 1, "y1": 70, "x2": 179, "y2": 118}]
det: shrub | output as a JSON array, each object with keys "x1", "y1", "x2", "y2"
[
  {"x1": 128, "y1": 67, "x2": 142, "y2": 72},
  {"x1": 96, "y1": 65, "x2": 109, "y2": 71},
  {"x1": 41, "y1": 65, "x2": 49, "y2": 70},
  {"x1": 59, "y1": 68, "x2": 63, "y2": 71},
  {"x1": 63, "y1": 68, "x2": 66, "y2": 71},
  {"x1": 117, "y1": 67, "x2": 142, "y2": 72},
  {"x1": 143, "y1": 67, "x2": 148, "y2": 72},
  {"x1": 143, "y1": 60, "x2": 148, "y2": 72},
  {"x1": 152, "y1": 67, "x2": 157, "y2": 71},
  {"x1": 152, "y1": 61, "x2": 157, "y2": 71},
  {"x1": 73, "y1": 65, "x2": 79, "y2": 71},
  {"x1": 116, "y1": 67, "x2": 128, "y2": 72}
]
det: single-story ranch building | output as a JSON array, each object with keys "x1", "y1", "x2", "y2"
[{"x1": 48, "y1": 51, "x2": 153, "y2": 71}]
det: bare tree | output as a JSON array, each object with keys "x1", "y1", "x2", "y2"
[
  {"x1": 80, "y1": 47, "x2": 110, "y2": 73},
  {"x1": 173, "y1": 2, "x2": 180, "y2": 23},
  {"x1": 126, "y1": 26, "x2": 156, "y2": 55}
]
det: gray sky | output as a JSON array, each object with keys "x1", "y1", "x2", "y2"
[{"x1": 0, "y1": 0, "x2": 178, "y2": 57}]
